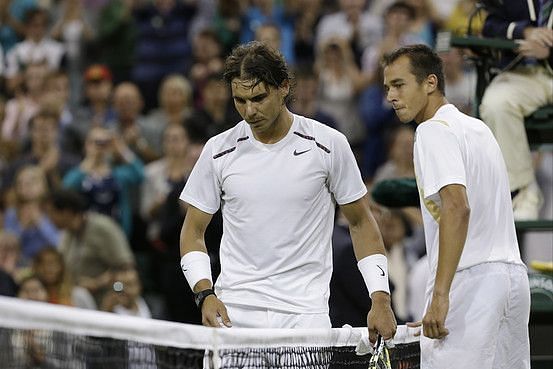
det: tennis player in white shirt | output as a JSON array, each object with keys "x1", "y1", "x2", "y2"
[
  {"x1": 383, "y1": 44, "x2": 530, "y2": 369},
  {"x1": 179, "y1": 41, "x2": 396, "y2": 342}
]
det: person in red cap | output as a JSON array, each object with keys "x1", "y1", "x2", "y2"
[{"x1": 65, "y1": 64, "x2": 117, "y2": 157}]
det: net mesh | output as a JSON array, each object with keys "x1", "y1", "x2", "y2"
[{"x1": 0, "y1": 296, "x2": 420, "y2": 369}]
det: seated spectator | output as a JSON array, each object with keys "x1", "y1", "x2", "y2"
[
  {"x1": 361, "y1": 1, "x2": 424, "y2": 79},
  {"x1": 141, "y1": 124, "x2": 203, "y2": 323},
  {"x1": 358, "y1": 65, "x2": 400, "y2": 180},
  {"x1": 132, "y1": 0, "x2": 196, "y2": 111},
  {"x1": 212, "y1": 0, "x2": 243, "y2": 56},
  {"x1": 185, "y1": 72, "x2": 241, "y2": 143},
  {"x1": 291, "y1": 0, "x2": 324, "y2": 66},
  {"x1": 50, "y1": 0, "x2": 95, "y2": 108},
  {"x1": 45, "y1": 188, "x2": 135, "y2": 305},
  {"x1": 289, "y1": 66, "x2": 337, "y2": 128},
  {"x1": 479, "y1": 0, "x2": 553, "y2": 220},
  {"x1": 100, "y1": 264, "x2": 151, "y2": 318},
  {"x1": 3, "y1": 165, "x2": 59, "y2": 265},
  {"x1": 373, "y1": 125, "x2": 416, "y2": 183},
  {"x1": 316, "y1": 38, "x2": 367, "y2": 146},
  {"x1": 405, "y1": 0, "x2": 440, "y2": 46},
  {"x1": 189, "y1": 29, "x2": 224, "y2": 103},
  {"x1": 240, "y1": 0, "x2": 296, "y2": 65},
  {"x1": 255, "y1": 23, "x2": 286, "y2": 60},
  {"x1": 65, "y1": 64, "x2": 116, "y2": 156},
  {"x1": 96, "y1": 0, "x2": 137, "y2": 84},
  {"x1": 62, "y1": 127, "x2": 144, "y2": 238},
  {"x1": 4, "y1": 7, "x2": 65, "y2": 92},
  {"x1": 17, "y1": 274, "x2": 48, "y2": 302},
  {"x1": 0, "y1": 0, "x2": 31, "y2": 53},
  {"x1": 316, "y1": 0, "x2": 383, "y2": 64},
  {"x1": 141, "y1": 124, "x2": 191, "y2": 248},
  {"x1": 143, "y1": 74, "x2": 194, "y2": 156},
  {"x1": 32, "y1": 246, "x2": 96, "y2": 309},
  {"x1": 439, "y1": 47, "x2": 476, "y2": 115},
  {"x1": 43, "y1": 70, "x2": 73, "y2": 131},
  {"x1": 12, "y1": 275, "x2": 54, "y2": 368},
  {"x1": 110, "y1": 82, "x2": 159, "y2": 163},
  {"x1": 2, "y1": 109, "x2": 80, "y2": 192},
  {"x1": 1, "y1": 61, "x2": 47, "y2": 142}
]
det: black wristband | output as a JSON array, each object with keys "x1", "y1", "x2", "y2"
[{"x1": 194, "y1": 288, "x2": 216, "y2": 309}]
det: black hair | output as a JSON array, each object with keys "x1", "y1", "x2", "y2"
[
  {"x1": 382, "y1": 44, "x2": 446, "y2": 95},
  {"x1": 386, "y1": 1, "x2": 416, "y2": 20},
  {"x1": 48, "y1": 188, "x2": 88, "y2": 213},
  {"x1": 223, "y1": 41, "x2": 292, "y2": 100},
  {"x1": 23, "y1": 7, "x2": 49, "y2": 26}
]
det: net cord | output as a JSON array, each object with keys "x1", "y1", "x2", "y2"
[{"x1": 0, "y1": 296, "x2": 419, "y2": 351}]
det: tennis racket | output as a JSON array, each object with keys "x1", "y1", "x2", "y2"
[{"x1": 368, "y1": 335, "x2": 391, "y2": 369}]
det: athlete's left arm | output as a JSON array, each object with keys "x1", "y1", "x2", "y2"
[
  {"x1": 340, "y1": 196, "x2": 396, "y2": 342},
  {"x1": 340, "y1": 196, "x2": 386, "y2": 260},
  {"x1": 423, "y1": 183, "x2": 470, "y2": 339}
]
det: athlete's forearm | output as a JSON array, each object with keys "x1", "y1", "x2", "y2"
[
  {"x1": 179, "y1": 207, "x2": 212, "y2": 257},
  {"x1": 341, "y1": 198, "x2": 387, "y2": 260},
  {"x1": 349, "y1": 215, "x2": 387, "y2": 261},
  {"x1": 179, "y1": 222, "x2": 208, "y2": 256},
  {"x1": 434, "y1": 203, "x2": 470, "y2": 297}
]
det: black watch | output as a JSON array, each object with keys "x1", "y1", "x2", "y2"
[{"x1": 194, "y1": 288, "x2": 216, "y2": 309}]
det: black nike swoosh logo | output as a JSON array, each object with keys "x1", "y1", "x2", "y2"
[
  {"x1": 293, "y1": 149, "x2": 312, "y2": 156},
  {"x1": 377, "y1": 265, "x2": 385, "y2": 277}
]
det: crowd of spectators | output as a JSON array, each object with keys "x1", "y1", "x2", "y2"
[{"x1": 0, "y1": 0, "x2": 549, "y2": 327}]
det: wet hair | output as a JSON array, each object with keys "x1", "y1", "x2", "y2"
[
  {"x1": 382, "y1": 44, "x2": 445, "y2": 95},
  {"x1": 223, "y1": 41, "x2": 292, "y2": 98}
]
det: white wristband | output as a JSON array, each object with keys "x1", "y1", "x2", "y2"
[
  {"x1": 357, "y1": 254, "x2": 390, "y2": 296},
  {"x1": 180, "y1": 251, "x2": 213, "y2": 291}
]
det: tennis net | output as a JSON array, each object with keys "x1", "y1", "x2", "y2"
[{"x1": 0, "y1": 296, "x2": 420, "y2": 368}]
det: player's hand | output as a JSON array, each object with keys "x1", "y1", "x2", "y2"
[
  {"x1": 201, "y1": 295, "x2": 232, "y2": 328},
  {"x1": 422, "y1": 293, "x2": 449, "y2": 339},
  {"x1": 367, "y1": 292, "x2": 397, "y2": 344}
]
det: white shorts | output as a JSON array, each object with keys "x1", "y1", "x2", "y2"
[
  {"x1": 420, "y1": 262, "x2": 530, "y2": 369},
  {"x1": 225, "y1": 303, "x2": 331, "y2": 329}
]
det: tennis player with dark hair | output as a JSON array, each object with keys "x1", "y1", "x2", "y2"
[
  {"x1": 383, "y1": 44, "x2": 530, "y2": 369},
  {"x1": 179, "y1": 41, "x2": 396, "y2": 341}
]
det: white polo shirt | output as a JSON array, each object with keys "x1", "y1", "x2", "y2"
[
  {"x1": 414, "y1": 104, "x2": 524, "y2": 288},
  {"x1": 180, "y1": 114, "x2": 366, "y2": 313}
]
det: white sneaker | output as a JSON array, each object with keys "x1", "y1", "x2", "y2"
[{"x1": 513, "y1": 182, "x2": 544, "y2": 221}]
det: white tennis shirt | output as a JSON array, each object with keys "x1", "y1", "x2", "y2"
[
  {"x1": 413, "y1": 104, "x2": 524, "y2": 289},
  {"x1": 180, "y1": 114, "x2": 367, "y2": 313}
]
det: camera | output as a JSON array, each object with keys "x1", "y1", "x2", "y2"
[{"x1": 113, "y1": 281, "x2": 124, "y2": 293}]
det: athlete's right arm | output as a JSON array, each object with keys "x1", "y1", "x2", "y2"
[{"x1": 180, "y1": 205, "x2": 232, "y2": 327}]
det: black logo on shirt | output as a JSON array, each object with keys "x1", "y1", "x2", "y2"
[
  {"x1": 293, "y1": 149, "x2": 312, "y2": 156},
  {"x1": 377, "y1": 265, "x2": 385, "y2": 277}
]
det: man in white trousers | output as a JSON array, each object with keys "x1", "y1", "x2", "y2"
[{"x1": 383, "y1": 44, "x2": 530, "y2": 369}]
